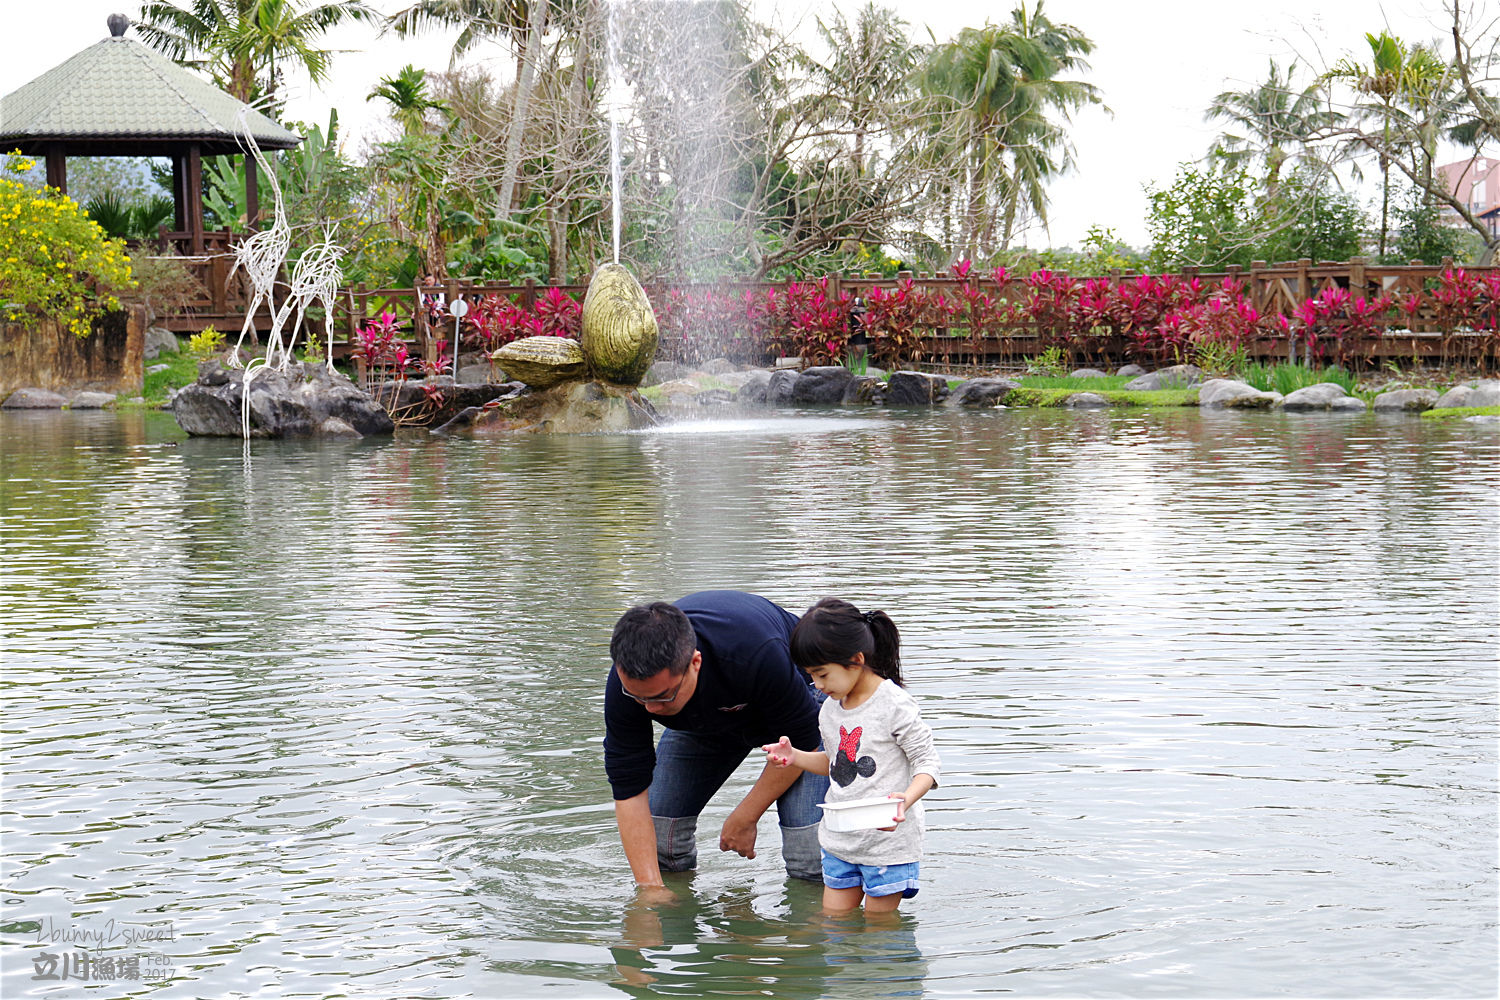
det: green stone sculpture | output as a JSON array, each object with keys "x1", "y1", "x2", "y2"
[
  {"x1": 580, "y1": 264, "x2": 659, "y2": 386},
  {"x1": 491, "y1": 336, "x2": 587, "y2": 389}
]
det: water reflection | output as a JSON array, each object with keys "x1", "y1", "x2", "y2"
[
  {"x1": 609, "y1": 881, "x2": 925, "y2": 999},
  {"x1": 1, "y1": 407, "x2": 1495, "y2": 998}
]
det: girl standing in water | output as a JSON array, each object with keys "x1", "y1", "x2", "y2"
[{"x1": 764, "y1": 598, "x2": 940, "y2": 914}]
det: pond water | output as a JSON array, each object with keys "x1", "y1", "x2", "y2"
[{"x1": 1, "y1": 406, "x2": 1496, "y2": 998}]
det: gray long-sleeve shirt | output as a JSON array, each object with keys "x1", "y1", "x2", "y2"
[{"x1": 818, "y1": 679, "x2": 940, "y2": 865}]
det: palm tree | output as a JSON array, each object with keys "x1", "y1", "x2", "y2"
[
  {"x1": 386, "y1": 0, "x2": 575, "y2": 216},
  {"x1": 813, "y1": 3, "x2": 918, "y2": 177},
  {"x1": 367, "y1": 64, "x2": 449, "y2": 136},
  {"x1": 1325, "y1": 32, "x2": 1451, "y2": 259},
  {"x1": 1204, "y1": 59, "x2": 1341, "y2": 197},
  {"x1": 136, "y1": 0, "x2": 378, "y2": 105},
  {"x1": 919, "y1": 2, "x2": 1101, "y2": 258},
  {"x1": 387, "y1": 0, "x2": 529, "y2": 68}
]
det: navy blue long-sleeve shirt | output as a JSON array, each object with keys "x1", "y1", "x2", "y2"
[{"x1": 603, "y1": 591, "x2": 821, "y2": 801}]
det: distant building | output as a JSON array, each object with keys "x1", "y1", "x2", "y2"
[{"x1": 1436, "y1": 156, "x2": 1500, "y2": 235}]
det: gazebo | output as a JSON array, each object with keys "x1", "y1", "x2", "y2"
[{"x1": 0, "y1": 13, "x2": 301, "y2": 255}]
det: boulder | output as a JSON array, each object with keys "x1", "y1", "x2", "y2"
[
  {"x1": 885, "y1": 371, "x2": 949, "y2": 405},
  {"x1": 491, "y1": 336, "x2": 587, "y2": 389},
  {"x1": 654, "y1": 378, "x2": 709, "y2": 398},
  {"x1": 734, "y1": 369, "x2": 773, "y2": 404},
  {"x1": 792, "y1": 366, "x2": 855, "y2": 404},
  {"x1": 843, "y1": 375, "x2": 882, "y2": 405},
  {"x1": 146, "y1": 363, "x2": 171, "y2": 375},
  {"x1": 463, "y1": 379, "x2": 658, "y2": 435},
  {"x1": 1279, "y1": 382, "x2": 1353, "y2": 411},
  {"x1": 766, "y1": 369, "x2": 799, "y2": 404},
  {"x1": 1372, "y1": 388, "x2": 1439, "y2": 412},
  {"x1": 172, "y1": 361, "x2": 394, "y2": 438},
  {"x1": 1197, "y1": 378, "x2": 1281, "y2": 409},
  {"x1": 1069, "y1": 368, "x2": 1110, "y2": 378},
  {"x1": 947, "y1": 377, "x2": 1020, "y2": 408},
  {"x1": 1470, "y1": 380, "x2": 1500, "y2": 407},
  {"x1": 643, "y1": 360, "x2": 691, "y2": 386},
  {"x1": 316, "y1": 417, "x2": 362, "y2": 439},
  {"x1": 144, "y1": 326, "x2": 180, "y2": 360},
  {"x1": 700, "y1": 358, "x2": 739, "y2": 375},
  {"x1": 457, "y1": 362, "x2": 501, "y2": 385},
  {"x1": 712, "y1": 370, "x2": 763, "y2": 392},
  {"x1": 2, "y1": 388, "x2": 68, "y2": 409},
  {"x1": 694, "y1": 389, "x2": 736, "y2": 406},
  {"x1": 66, "y1": 391, "x2": 117, "y2": 409},
  {"x1": 1116, "y1": 364, "x2": 1148, "y2": 377},
  {"x1": 1329, "y1": 396, "x2": 1369, "y2": 412},
  {"x1": 1465, "y1": 414, "x2": 1500, "y2": 424},
  {"x1": 1433, "y1": 385, "x2": 1474, "y2": 409},
  {"x1": 1122, "y1": 364, "x2": 1203, "y2": 391},
  {"x1": 579, "y1": 263, "x2": 659, "y2": 385},
  {"x1": 1065, "y1": 392, "x2": 1111, "y2": 408}
]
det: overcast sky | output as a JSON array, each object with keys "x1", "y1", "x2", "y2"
[{"x1": 2, "y1": 0, "x2": 1480, "y2": 249}]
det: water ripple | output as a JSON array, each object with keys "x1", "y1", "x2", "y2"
[{"x1": 1, "y1": 408, "x2": 1495, "y2": 998}]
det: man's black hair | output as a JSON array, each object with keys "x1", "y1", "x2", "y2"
[{"x1": 611, "y1": 602, "x2": 696, "y2": 679}]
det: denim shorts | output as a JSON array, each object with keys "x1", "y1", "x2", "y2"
[{"x1": 821, "y1": 849, "x2": 920, "y2": 898}]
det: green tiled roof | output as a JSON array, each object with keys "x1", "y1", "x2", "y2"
[{"x1": 0, "y1": 32, "x2": 301, "y2": 151}]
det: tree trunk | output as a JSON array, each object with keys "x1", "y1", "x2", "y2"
[
  {"x1": 548, "y1": 204, "x2": 568, "y2": 283},
  {"x1": 496, "y1": 0, "x2": 551, "y2": 217}
]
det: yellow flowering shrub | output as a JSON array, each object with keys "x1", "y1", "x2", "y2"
[{"x1": 1, "y1": 151, "x2": 135, "y2": 336}]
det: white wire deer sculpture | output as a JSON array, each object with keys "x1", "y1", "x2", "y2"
[
  {"x1": 228, "y1": 106, "x2": 346, "y2": 437},
  {"x1": 227, "y1": 107, "x2": 292, "y2": 370}
]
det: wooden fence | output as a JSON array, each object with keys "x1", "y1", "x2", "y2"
[{"x1": 156, "y1": 256, "x2": 1500, "y2": 369}]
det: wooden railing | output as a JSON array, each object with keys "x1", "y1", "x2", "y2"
[{"x1": 152, "y1": 257, "x2": 1500, "y2": 368}]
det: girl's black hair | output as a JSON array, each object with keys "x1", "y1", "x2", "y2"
[{"x1": 789, "y1": 598, "x2": 903, "y2": 686}]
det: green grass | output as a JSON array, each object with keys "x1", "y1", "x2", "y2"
[
  {"x1": 1420, "y1": 405, "x2": 1500, "y2": 420},
  {"x1": 1017, "y1": 375, "x2": 1133, "y2": 391},
  {"x1": 1240, "y1": 362, "x2": 1360, "y2": 398},
  {"x1": 639, "y1": 374, "x2": 736, "y2": 403},
  {"x1": 1002, "y1": 387, "x2": 1199, "y2": 408},
  {"x1": 129, "y1": 350, "x2": 202, "y2": 408}
]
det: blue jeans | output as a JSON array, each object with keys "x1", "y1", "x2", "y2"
[{"x1": 648, "y1": 726, "x2": 829, "y2": 880}]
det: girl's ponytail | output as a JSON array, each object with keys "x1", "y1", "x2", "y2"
[
  {"x1": 791, "y1": 598, "x2": 905, "y2": 687},
  {"x1": 861, "y1": 608, "x2": 903, "y2": 687}
]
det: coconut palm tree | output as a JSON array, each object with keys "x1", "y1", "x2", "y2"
[
  {"x1": 386, "y1": 0, "x2": 578, "y2": 216},
  {"x1": 387, "y1": 0, "x2": 528, "y2": 67},
  {"x1": 1204, "y1": 59, "x2": 1342, "y2": 197},
  {"x1": 919, "y1": 2, "x2": 1100, "y2": 258},
  {"x1": 136, "y1": 0, "x2": 378, "y2": 105},
  {"x1": 1325, "y1": 32, "x2": 1452, "y2": 259},
  {"x1": 367, "y1": 64, "x2": 449, "y2": 136},
  {"x1": 812, "y1": 3, "x2": 918, "y2": 177}
]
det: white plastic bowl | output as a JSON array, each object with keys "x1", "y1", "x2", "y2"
[{"x1": 818, "y1": 796, "x2": 899, "y2": 832}]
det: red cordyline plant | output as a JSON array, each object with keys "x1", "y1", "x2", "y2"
[
  {"x1": 533, "y1": 286, "x2": 582, "y2": 338},
  {"x1": 1024, "y1": 269, "x2": 1084, "y2": 358},
  {"x1": 757, "y1": 278, "x2": 850, "y2": 366},
  {"x1": 349, "y1": 310, "x2": 448, "y2": 422},
  {"x1": 464, "y1": 294, "x2": 529, "y2": 353},
  {"x1": 1430, "y1": 267, "x2": 1500, "y2": 364},
  {"x1": 1286, "y1": 286, "x2": 1394, "y2": 366},
  {"x1": 655, "y1": 286, "x2": 755, "y2": 365},
  {"x1": 350, "y1": 311, "x2": 406, "y2": 385},
  {"x1": 864, "y1": 278, "x2": 923, "y2": 370}
]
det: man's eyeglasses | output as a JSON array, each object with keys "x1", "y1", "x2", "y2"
[{"x1": 620, "y1": 671, "x2": 687, "y2": 705}]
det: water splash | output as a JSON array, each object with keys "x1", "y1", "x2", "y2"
[{"x1": 605, "y1": 0, "x2": 624, "y2": 265}]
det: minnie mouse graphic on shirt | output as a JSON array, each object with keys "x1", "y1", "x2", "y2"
[{"x1": 830, "y1": 725, "x2": 877, "y2": 787}]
